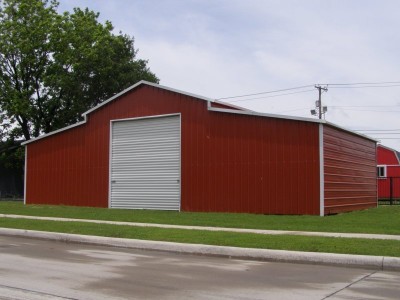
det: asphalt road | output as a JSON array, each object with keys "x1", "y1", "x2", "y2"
[{"x1": 0, "y1": 235, "x2": 398, "y2": 300}]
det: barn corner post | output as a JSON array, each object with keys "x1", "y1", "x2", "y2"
[
  {"x1": 178, "y1": 112, "x2": 182, "y2": 212},
  {"x1": 108, "y1": 119, "x2": 113, "y2": 209},
  {"x1": 319, "y1": 123, "x2": 325, "y2": 216},
  {"x1": 375, "y1": 145, "x2": 378, "y2": 208},
  {"x1": 23, "y1": 144, "x2": 27, "y2": 205}
]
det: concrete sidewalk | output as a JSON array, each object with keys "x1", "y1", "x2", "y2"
[
  {"x1": 1, "y1": 213, "x2": 400, "y2": 241},
  {"x1": 0, "y1": 227, "x2": 399, "y2": 272}
]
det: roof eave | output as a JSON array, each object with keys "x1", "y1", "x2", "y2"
[
  {"x1": 21, "y1": 118, "x2": 87, "y2": 146},
  {"x1": 83, "y1": 80, "x2": 215, "y2": 116},
  {"x1": 324, "y1": 121, "x2": 378, "y2": 142},
  {"x1": 207, "y1": 104, "x2": 324, "y2": 123},
  {"x1": 22, "y1": 81, "x2": 377, "y2": 145}
]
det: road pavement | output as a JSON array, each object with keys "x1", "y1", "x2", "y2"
[{"x1": 0, "y1": 235, "x2": 399, "y2": 300}]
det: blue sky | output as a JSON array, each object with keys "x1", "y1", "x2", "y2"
[{"x1": 58, "y1": 0, "x2": 400, "y2": 150}]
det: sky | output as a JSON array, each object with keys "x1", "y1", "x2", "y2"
[{"x1": 58, "y1": 0, "x2": 400, "y2": 150}]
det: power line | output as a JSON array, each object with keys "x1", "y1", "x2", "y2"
[
  {"x1": 354, "y1": 129, "x2": 400, "y2": 131},
  {"x1": 228, "y1": 89, "x2": 315, "y2": 103},
  {"x1": 217, "y1": 85, "x2": 314, "y2": 100},
  {"x1": 361, "y1": 133, "x2": 400, "y2": 135},
  {"x1": 330, "y1": 108, "x2": 400, "y2": 112},
  {"x1": 276, "y1": 108, "x2": 308, "y2": 113},
  {"x1": 320, "y1": 81, "x2": 400, "y2": 86},
  {"x1": 329, "y1": 84, "x2": 400, "y2": 89},
  {"x1": 330, "y1": 105, "x2": 399, "y2": 108},
  {"x1": 217, "y1": 81, "x2": 400, "y2": 104},
  {"x1": 216, "y1": 81, "x2": 400, "y2": 118},
  {"x1": 278, "y1": 106, "x2": 400, "y2": 114}
]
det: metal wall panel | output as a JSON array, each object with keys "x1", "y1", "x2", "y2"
[
  {"x1": 110, "y1": 115, "x2": 180, "y2": 210},
  {"x1": 26, "y1": 85, "x2": 321, "y2": 214},
  {"x1": 323, "y1": 126, "x2": 377, "y2": 214},
  {"x1": 377, "y1": 145, "x2": 400, "y2": 165},
  {"x1": 180, "y1": 110, "x2": 321, "y2": 215}
]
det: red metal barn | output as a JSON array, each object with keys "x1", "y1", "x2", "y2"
[
  {"x1": 377, "y1": 145, "x2": 400, "y2": 200},
  {"x1": 23, "y1": 81, "x2": 377, "y2": 215}
]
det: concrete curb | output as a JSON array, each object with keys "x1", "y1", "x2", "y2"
[
  {"x1": 1, "y1": 214, "x2": 400, "y2": 241},
  {"x1": 1, "y1": 228, "x2": 399, "y2": 272}
]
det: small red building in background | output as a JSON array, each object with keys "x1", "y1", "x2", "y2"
[{"x1": 377, "y1": 145, "x2": 400, "y2": 200}]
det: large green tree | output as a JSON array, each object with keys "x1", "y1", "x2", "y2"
[{"x1": 0, "y1": 0, "x2": 159, "y2": 141}]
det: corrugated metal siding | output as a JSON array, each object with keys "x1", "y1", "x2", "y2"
[
  {"x1": 181, "y1": 110, "x2": 320, "y2": 215},
  {"x1": 323, "y1": 126, "x2": 377, "y2": 214},
  {"x1": 110, "y1": 115, "x2": 180, "y2": 210},
  {"x1": 386, "y1": 166, "x2": 400, "y2": 177},
  {"x1": 26, "y1": 122, "x2": 110, "y2": 207},
  {"x1": 26, "y1": 85, "x2": 320, "y2": 214}
]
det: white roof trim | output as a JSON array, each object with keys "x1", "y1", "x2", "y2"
[
  {"x1": 83, "y1": 80, "x2": 215, "y2": 116},
  {"x1": 208, "y1": 105, "x2": 324, "y2": 123},
  {"x1": 213, "y1": 100, "x2": 254, "y2": 112},
  {"x1": 208, "y1": 106, "x2": 377, "y2": 142},
  {"x1": 23, "y1": 81, "x2": 216, "y2": 145},
  {"x1": 22, "y1": 81, "x2": 377, "y2": 145},
  {"x1": 21, "y1": 118, "x2": 87, "y2": 145},
  {"x1": 324, "y1": 121, "x2": 378, "y2": 142}
]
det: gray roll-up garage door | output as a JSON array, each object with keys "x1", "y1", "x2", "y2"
[{"x1": 110, "y1": 114, "x2": 180, "y2": 210}]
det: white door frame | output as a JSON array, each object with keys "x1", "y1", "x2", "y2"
[{"x1": 108, "y1": 113, "x2": 181, "y2": 210}]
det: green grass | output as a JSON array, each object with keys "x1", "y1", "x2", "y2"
[
  {"x1": 0, "y1": 217, "x2": 399, "y2": 257},
  {"x1": 1, "y1": 201, "x2": 400, "y2": 235}
]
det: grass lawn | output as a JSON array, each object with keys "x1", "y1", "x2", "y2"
[
  {"x1": 1, "y1": 217, "x2": 400, "y2": 257},
  {"x1": 1, "y1": 201, "x2": 399, "y2": 235}
]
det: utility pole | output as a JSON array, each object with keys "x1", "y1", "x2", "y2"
[{"x1": 311, "y1": 85, "x2": 328, "y2": 119}]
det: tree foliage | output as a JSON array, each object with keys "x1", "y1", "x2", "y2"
[
  {"x1": 0, "y1": 139, "x2": 23, "y2": 169},
  {"x1": 0, "y1": 0, "x2": 159, "y2": 142}
]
